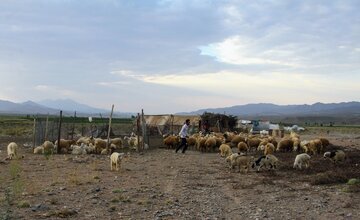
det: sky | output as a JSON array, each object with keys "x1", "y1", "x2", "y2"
[{"x1": 0, "y1": 0, "x2": 359, "y2": 114}]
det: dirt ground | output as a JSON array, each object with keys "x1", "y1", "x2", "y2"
[{"x1": 0, "y1": 131, "x2": 360, "y2": 220}]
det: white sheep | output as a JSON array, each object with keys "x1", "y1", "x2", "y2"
[
  {"x1": 7, "y1": 142, "x2": 18, "y2": 159},
  {"x1": 323, "y1": 150, "x2": 346, "y2": 163},
  {"x1": 219, "y1": 144, "x2": 232, "y2": 157},
  {"x1": 110, "y1": 152, "x2": 125, "y2": 171},
  {"x1": 33, "y1": 146, "x2": 44, "y2": 154},
  {"x1": 293, "y1": 153, "x2": 311, "y2": 170}
]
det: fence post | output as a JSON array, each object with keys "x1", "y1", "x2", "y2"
[
  {"x1": 57, "y1": 111, "x2": 63, "y2": 154},
  {"x1": 137, "y1": 113, "x2": 140, "y2": 152},
  {"x1": 106, "y1": 105, "x2": 114, "y2": 153},
  {"x1": 71, "y1": 111, "x2": 76, "y2": 140}
]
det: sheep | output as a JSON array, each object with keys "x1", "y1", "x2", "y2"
[
  {"x1": 186, "y1": 136, "x2": 197, "y2": 149},
  {"x1": 319, "y1": 138, "x2": 330, "y2": 149},
  {"x1": 237, "y1": 141, "x2": 248, "y2": 154},
  {"x1": 33, "y1": 146, "x2": 44, "y2": 154},
  {"x1": 246, "y1": 137, "x2": 262, "y2": 152},
  {"x1": 196, "y1": 137, "x2": 207, "y2": 152},
  {"x1": 264, "y1": 143, "x2": 275, "y2": 155},
  {"x1": 70, "y1": 144, "x2": 87, "y2": 155},
  {"x1": 76, "y1": 136, "x2": 94, "y2": 146},
  {"x1": 277, "y1": 139, "x2": 293, "y2": 152},
  {"x1": 94, "y1": 138, "x2": 108, "y2": 154},
  {"x1": 110, "y1": 152, "x2": 125, "y2": 171},
  {"x1": 251, "y1": 154, "x2": 279, "y2": 171},
  {"x1": 225, "y1": 153, "x2": 240, "y2": 169},
  {"x1": 110, "y1": 138, "x2": 123, "y2": 149},
  {"x1": 163, "y1": 135, "x2": 180, "y2": 149},
  {"x1": 323, "y1": 150, "x2": 346, "y2": 163},
  {"x1": 293, "y1": 153, "x2": 311, "y2": 170},
  {"x1": 7, "y1": 142, "x2": 18, "y2": 159},
  {"x1": 219, "y1": 144, "x2": 232, "y2": 157},
  {"x1": 205, "y1": 137, "x2": 217, "y2": 152},
  {"x1": 226, "y1": 153, "x2": 253, "y2": 173},
  {"x1": 303, "y1": 139, "x2": 323, "y2": 155},
  {"x1": 55, "y1": 139, "x2": 76, "y2": 153},
  {"x1": 43, "y1": 141, "x2": 55, "y2": 154},
  {"x1": 230, "y1": 135, "x2": 246, "y2": 148}
]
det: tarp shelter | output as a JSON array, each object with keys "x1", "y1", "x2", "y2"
[{"x1": 143, "y1": 115, "x2": 201, "y2": 135}]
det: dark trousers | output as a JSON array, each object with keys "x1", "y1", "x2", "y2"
[{"x1": 176, "y1": 138, "x2": 188, "y2": 153}]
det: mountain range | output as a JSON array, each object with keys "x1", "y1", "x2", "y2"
[
  {"x1": 0, "y1": 99, "x2": 359, "y2": 119},
  {"x1": 0, "y1": 99, "x2": 134, "y2": 117},
  {"x1": 184, "y1": 101, "x2": 360, "y2": 116}
]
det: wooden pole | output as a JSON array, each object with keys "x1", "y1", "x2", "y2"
[
  {"x1": 137, "y1": 113, "x2": 140, "y2": 152},
  {"x1": 57, "y1": 110, "x2": 63, "y2": 154},
  {"x1": 32, "y1": 117, "x2": 36, "y2": 149},
  {"x1": 106, "y1": 105, "x2": 114, "y2": 153}
]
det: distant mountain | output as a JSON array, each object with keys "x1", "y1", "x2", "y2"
[
  {"x1": 0, "y1": 99, "x2": 135, "y2": 117},
  {"x1": 0, "y1": 100, "x2": 59, "y2": 115},
  {"x1": 181, "y1": 101, "x2": 360, "y2": 117},
  {"x1": 38, "y1": 99, "x2": 107, "y2": 114}
]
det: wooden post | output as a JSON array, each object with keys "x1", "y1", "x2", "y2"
[
  {"x1": 106, "y1": 105, "x2": 114, "y2": 153},
  {"x1": 57, "y1": 110, "x2": 63, "y2": 154},
  {"x1": 32, "y1": 117, "x2": 36, "y2": 149},
  {"x1": 137, "y1": 113, "x2": 140, "y2": 152}
]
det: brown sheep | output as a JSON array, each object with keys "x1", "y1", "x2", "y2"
[
  {"x1": 304, "y1": 139, "x2": 323, "y2": 155},
  {"x1": 196, "y1": 137, "x2": 207, "y2": 152},
  {"x1": 264, "y1": 143, "x2": 275, "y2": 155},
  {"x1": 230, "y1": 135, "x2": 246, "y2": 148},
  {"x1": 319, "y1": 138, "x2": 330, "y2": 150},
  {"x1": 246, "y1": 137, "x2": 262, "y2": 152},
  {"x1": 237, "y1": 141, "x2": 249, "y2": 153},
  {"x1": 186, "y1": 136, "x2": 197, "y2": 149},
  {"x1": 94, "y1": 138, "x2": 108, "y2": 154},
  {"x1": 55, "y1": 139, "x2": 76, "y2": 153},
  {"x1": 205, "y1": 137, "x2": 217, "y2": 152},
  {"x1": 163, "y1": 135, "x2": 180, "y2": 149},
  {"x1": 277, "y1": 139, "x2": 293, "y2": 152}
]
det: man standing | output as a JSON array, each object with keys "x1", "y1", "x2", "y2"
[{"x1": 175, "y1": 119, "x2": 191, "y2": 154}]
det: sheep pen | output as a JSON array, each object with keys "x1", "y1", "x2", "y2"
[{"x1": 0, "y1": 127, "x2": 359, "y2": 219}]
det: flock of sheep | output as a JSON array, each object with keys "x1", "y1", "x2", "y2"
[
  {"x1": 4, "y1": 133, "x2": 143, "y2": 171},
  {"x1": 163, "y1": 130, "x2": 347, "y2": 173},
  {"x1": 4, "y1": 130, "x2": 347, "y2": 174}
]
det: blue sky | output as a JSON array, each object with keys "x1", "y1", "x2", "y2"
[{"x1": 0, "y1": 0, "x2": 359, "y2": 114}]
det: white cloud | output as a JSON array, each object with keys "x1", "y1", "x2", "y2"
[{"x1": 199, "y1": 35, "x2": 296, "y2": 66}]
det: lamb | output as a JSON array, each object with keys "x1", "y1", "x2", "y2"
[
  {"x1": 323, "y1": 150, "x2": 346, "y2": 163},
  {"x1": 110, "y1": 152, "x2": 125, "y2": 171},
  {"x1": 293, "y1": 153, "x2": 311, "y2": 170},
  {"x1": 7, "y1": 142, "x2": 18, "y2": 159},
  {"x1": 219, "y1": 144, "x2": 232, "y2": 157},
  {"x1": 251, "y1": 154, "x2": 279, "y2": 171}
]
